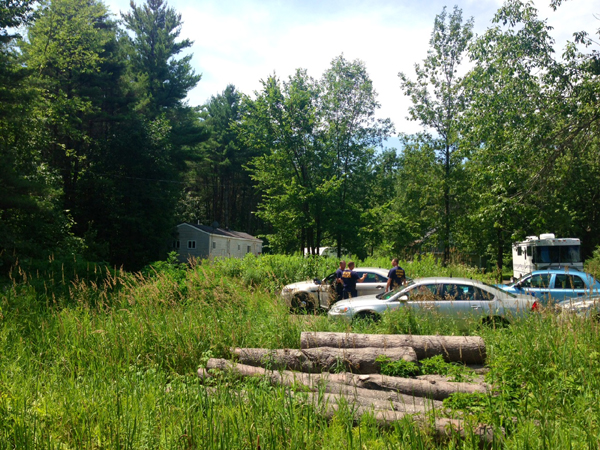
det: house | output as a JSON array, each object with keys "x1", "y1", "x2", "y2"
[{"x1": 173, "y1": 223, "x2": 263, "y2": 262}]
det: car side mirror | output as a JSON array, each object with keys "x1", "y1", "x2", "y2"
[{"x1": 313, "y1": 278, "x2": 322, "y2": 285}]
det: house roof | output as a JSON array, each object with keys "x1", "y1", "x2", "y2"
[{"x1": 181, "y1": 223, "x2": 262, "y2": 242}]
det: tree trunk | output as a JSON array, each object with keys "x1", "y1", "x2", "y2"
[
  {"x1": 496, "y1": 226, "x2": 504, "y2": 282},
  {"x1": 296, "y1": 392, "x2": 497, "y2": 444},
  {"x1": 198, "y1": 362, "x2": 498, "y2": 444},
  {"x1": 231, "y1": 346, "x2": 417, "y2": 374},
  {"x1": 202, "y1": 359, "x2": 489, "y2": 401},
  {"x1": 300, "y1": 332, "x2": 486, "y2": 365}
]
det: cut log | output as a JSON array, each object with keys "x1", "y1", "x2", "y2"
[
  {"x1": 197, "y1": 369, "x2": 498, "y2": 443},
  {"x1": 231, "y1": 346, "x2": 417, "y2": 374},
  {"x1": 301, "y1": 332, "x2": 486, "y2": 365},
  {"x1": 201, "y1": 358, "x2": 489, "y2": 401},
  {"x1": 199, "y1": 366, "x2": 441, "y2": 412},
  {"x1": 292, "y1": 391, "x2": 499, "y2": 444}
]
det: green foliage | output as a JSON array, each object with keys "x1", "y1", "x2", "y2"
[
  {"x1": 183, "y1": 85, "x2": 258, "y2": 233},
  {"x1": 419, "y1": 355, "x2": 473, "y2": 382},
  {"x1": 399, "y1": 6, "x2": 474, "y2": 265},
  {"x1": 4, "y1": 253, "x2": 600, "y2": 448},
  {"x1": 375, "y1": 355, "x2": 420, "y2": 377},
  {"x1": 121, "y1": 0, "x2": 200, "y2": 116},
  {"x1": 376, "y1": 354, "x2": 473, "y2": 381},
  {"x1": 241, "y1": 56, "x2": 393, "y2": 255},
  {"x1": 584, "y1": 245, "x2": 600, "y2": 279}
]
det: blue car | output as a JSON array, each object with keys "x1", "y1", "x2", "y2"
[{"x1": 498, "y1": 269, "x2": 600, "y2": 305}]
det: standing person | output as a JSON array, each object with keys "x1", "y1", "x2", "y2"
[
  {"x1": 342, "y1": 261, "x2": 367, "y2": 299},
  {"x1": 386, "y1": 258, "x2": 406, "y2": 292},
  {"x1": 335, "y1": 260, "x2": 346, "y2": 302}
]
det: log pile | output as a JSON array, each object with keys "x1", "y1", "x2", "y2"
[{"x1": 198, "y1": 332, "x2": 498, "y2": 444}]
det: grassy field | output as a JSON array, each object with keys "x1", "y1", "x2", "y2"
[{"x1": 1, "y1": 254, "x2": 599, "y2": 449}]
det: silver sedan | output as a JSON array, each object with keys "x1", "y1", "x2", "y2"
[
  {"x1": 328, "y1": 277, "x2": 535, "y2": 323},
  {"x1": 281, "y1": 267, "x2": 389, "y2": 311}
]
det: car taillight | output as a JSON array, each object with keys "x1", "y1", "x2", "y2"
[{"x1": 532, "y1": 300, "x2": 539, "y2": 311}]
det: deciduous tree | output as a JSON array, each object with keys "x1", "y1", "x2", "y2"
[{"x1": 399, "y1": 6, "x2": 473, "y2": 265}]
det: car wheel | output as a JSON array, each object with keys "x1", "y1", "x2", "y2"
[
  {"x1": 291, "y1": 293, "x2": 314, "y2": 313},
  {"x1": 353, "y1": 311, "x2": 380, "y2": 323}
]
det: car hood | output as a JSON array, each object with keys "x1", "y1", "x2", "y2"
[
  {"x1": 496, "y1": 283, "x2": 518, "y2": 291},
  {"x1": 282, "y1": 280, "x2": 318, "y2": 291},
  {"x1": 331, "y1": 293, "x2": 384, "y2": 309}
]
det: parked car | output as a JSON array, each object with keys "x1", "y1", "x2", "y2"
[
  {"x1": 557, "y1": 297, "x2": 600, "y2": 320},
  {"x1": 496, "y1": 269, "x2": 600, "y2": 305},
  {"x1": 281, "y1": 267, "x2": 389, "y2": 311},
  {"x1": 328, "y1": 277, "x2": 535, "y2": 323}
]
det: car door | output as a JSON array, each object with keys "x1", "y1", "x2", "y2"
[
  {"x1": 516, "y1": 273, "x2": 552, "y2": 304},
  {"x1": 355, "y1": 271, "x2": 387, "y2": 297},
  {"x1": 403, "y1": 283, "x2": 442, "y2": 314},
  {"x1": 317, "y1": 273, "x2": 338, "y2": 308},
  {"x1": 434, "y1": 283, "x2": 495, "y2": 320},
  {"x1": 552, "y1": 273, "x2": 588, "y2": 302}
]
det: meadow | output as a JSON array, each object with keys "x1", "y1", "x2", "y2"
[{"x1": 1, "y1": 253, "x2": 600, "y2": 449}]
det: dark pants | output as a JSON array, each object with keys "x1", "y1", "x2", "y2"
[{"x1": 343, "y1": 290, "x2": 358, "y2": 299}]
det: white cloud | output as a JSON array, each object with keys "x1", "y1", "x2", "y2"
[{"x1": 105, "y1": 0, "x2": 599, "y2": 137}]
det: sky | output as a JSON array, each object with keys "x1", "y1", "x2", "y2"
[{"x1": 105, "y1": 0, "x2": 599, "y2": 139}]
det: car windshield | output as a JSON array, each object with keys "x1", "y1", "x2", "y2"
[
  {"x1": 481, "y1": 280, "x2": 516, "y2": 298},
  {"x1": 377, "y1": 280, "x2": 416, "y2": 300}
]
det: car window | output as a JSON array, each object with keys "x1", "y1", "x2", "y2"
[
  {"x1": 361, "y1": 272, "x2": 386, "y2": 283},
  {"x1": 441, "y1": 284, "x2": 482, "y2": 301},
  {"x1": 555, "y1": 274, "x2": 585, "y2": 289},
  {"x1": 382, "y1": 280, "x2": 416, "y2": 300},
  {"x1": 408, "y1": 284, "x2": 440, "y2": 301},
  {"x1": 521, "y1": 274, "x2": 550, "y2": 288},
  {"x1": 472, "y1": 286, "x2": 495, "y2": 300},
  {"x1": 323, "y1": 273, "x2": 336, "y2": 284}
]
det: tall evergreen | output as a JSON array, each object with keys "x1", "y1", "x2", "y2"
[
  {"x1": 182, "y1": 85, "x2": 261, "y2": 233},
  {"x1": 121, "y1": 0, "x2": 200, "y2": 117}
]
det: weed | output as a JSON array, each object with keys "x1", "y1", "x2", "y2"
[
  {"x1": 420, "y1": 355, "x2": 474, "y2": 382},
  {"x1": 375, "y1": 355, "x2": 421, "y2": 377}
]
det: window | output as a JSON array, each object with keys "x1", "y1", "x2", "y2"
[
  {"x1": 238, "y1": 244, "x2": 241, "y2": 251},
  {"x1": 526, "y1": 246, "x2": 533, "y2": 257},
  {"x1": 247, "y1": 246, "x2": 251, "y2": 253},
  {"x1": 520, "y1": 274, "x2": 550, "y2": 288},
  {"x1": 408, "y1": 284, "x2": 439, "y2": 301},
  {"x1": 187, "y1": 241, "x2": 196, "y2": 249},
  {"x1": 442, "y1": 284, "x2": 472, "y2": 301},
  {"x1": 517, "y1": 247, "x2": 522, "y2": 256},
  {"x1": 559, "y1": 246, "x2": 581, "y2": 263},
  {"x1": 173, "y1": 240, "x2": 180, "y2": 249},
  {"x1": 362, "y1": 272, "x2": 385, "y2": 283},
  {"x1": 555, "y1": 274, "x2": 585, "y2": 289},
  {"x1": 212, "y1": 242, "x2": 216, "y2": 249}
]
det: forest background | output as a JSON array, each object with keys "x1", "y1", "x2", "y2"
[{"x1": 1, "y1": 0, "x2": 600, "y2": 275}]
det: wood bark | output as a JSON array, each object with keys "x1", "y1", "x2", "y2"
[
  {"x1": 197, "y1": 367, "x2": 498, "y2": 444},
  {"x1": 231, "y1": 346, "x2": 417, "y2": 374},
  {"x1": 202, "y1": 358, "x2": 489, "y2": 401},
  {"x1": 300, "y1": 332, "x2": 486, "y2": 365},
  {"x1": 298, "y1": 392, "x2": 498, "y2": 444}
]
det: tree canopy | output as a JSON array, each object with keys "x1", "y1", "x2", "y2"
[{"x1": 2, "y1": 0, "x2": 600, "y2": 274}]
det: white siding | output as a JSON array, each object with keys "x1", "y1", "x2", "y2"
[{"x1": 174, "y1": 223, "x2": 262, "y2": 262}]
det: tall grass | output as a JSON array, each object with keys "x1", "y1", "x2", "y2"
[{"x1": 1, "y1": 254, "x2": 599, "y2": 448}]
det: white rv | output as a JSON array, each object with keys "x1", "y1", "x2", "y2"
[{"x1": 512, "y1": 233, "x2": 583, "y2": 278}]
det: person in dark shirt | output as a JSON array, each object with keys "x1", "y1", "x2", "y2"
[
  {"x1": 341, "y1": 261, "x2": 367, "y2": 299},
  {"x1": 335, "y1": 260, "x2": 346, "y2": 301},
  {"x1": 386, "y1": 258, "x2": 405, "y2": 292}
]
